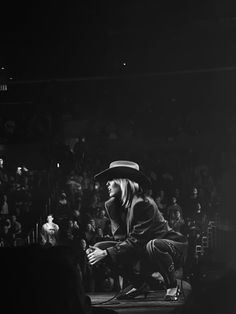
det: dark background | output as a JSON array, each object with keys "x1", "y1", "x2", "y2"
[
  {"x1": 0, "y1": 1, "x2": 236, "y2": 299},
  {"x1": 1, "y1": 1, "x2": 236, "y2": 80},
  {"x1": 1, "y1": 1, "x2": 236, "y2": 118},
  {"x1": 1, "y1": 2, "x2": 236, "y2": 219}
]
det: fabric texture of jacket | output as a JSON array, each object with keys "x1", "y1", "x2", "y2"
[{"x1": 105, "y1": 196, "x2": 187, "y2": 264}]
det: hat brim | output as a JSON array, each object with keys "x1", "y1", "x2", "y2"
[{"x1": 94, "y1": 166, "x2": 151, "y2": 189}]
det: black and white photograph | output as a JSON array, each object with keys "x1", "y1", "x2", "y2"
[{"x1": 0, "y1": 2, "x2": 236, "y2": 314}]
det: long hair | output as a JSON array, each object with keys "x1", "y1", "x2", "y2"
[{"x1": 112, "y1": 178, "x2": 144, "y2": 208}]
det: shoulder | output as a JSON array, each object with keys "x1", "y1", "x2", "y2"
[
  {"x1": 132, "y1": 196, "x2": 157, "y2": 211},
  {"x1": 42, "y1": 223, "x2": 47, "y2": 230}
]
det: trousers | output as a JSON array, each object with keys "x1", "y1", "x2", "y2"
[{"x1": 94, "y1": 236, "x2": 188, "y2": 289}]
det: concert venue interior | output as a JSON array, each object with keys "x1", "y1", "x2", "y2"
[{"x1": 0, "y1": 2, "x2": 236, "y2": 314}]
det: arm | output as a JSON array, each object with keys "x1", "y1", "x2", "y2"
[
  {"x1": 106, "y1": 200, "x2": 155, "y2": 263},
  {"x1": 86, "y1": 246, "x2": 108, "y2": 265},
  {"x1": 87, "y1": 200, "x2": 155, "y2": 265}
]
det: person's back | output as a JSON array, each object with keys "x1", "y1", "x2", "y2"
[{"x1": 142, "y1": 196, "x2": 184, "y2": 241}]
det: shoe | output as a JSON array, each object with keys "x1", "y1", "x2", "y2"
[
  {"x1": 116, "y1": 284, "x2": 134, "y2": 299},
  {"x1": 116, "y1": 283, "x2": 149, "y2": 300},
  {"x1": 164, "y1": 286, "x2": 180, "y2": 301}
]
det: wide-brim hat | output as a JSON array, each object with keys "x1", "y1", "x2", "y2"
[{"x1": 94, "y1": 160, "x2": 151, "y2": 189}]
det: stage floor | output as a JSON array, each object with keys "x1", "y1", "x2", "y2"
[{"x1": 88, "y1": 280, "x2": 191, "y2": 314}]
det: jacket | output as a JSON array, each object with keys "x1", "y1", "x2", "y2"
[{"x1": 105, "y1": 196, "x2": 187, "y2": 264}]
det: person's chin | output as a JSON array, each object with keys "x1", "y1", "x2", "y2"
[{"x1": 109, "y1": 192, "x2": 116, "y2": 198}]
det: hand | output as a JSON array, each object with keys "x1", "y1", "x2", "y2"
[{"x1": 86, "y1": 246, "x2": 107, "y2": 265}]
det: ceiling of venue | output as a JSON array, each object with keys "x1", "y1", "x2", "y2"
[{"x1": 1, "y1": 1, "x2": 236, "y2": 80}]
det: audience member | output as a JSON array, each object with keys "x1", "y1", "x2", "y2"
[
  {"x1": 0, "y1": 194, "x2": 9, "y2": 215},
  {"x1": 94, "y1": 208, "x2": 111, "y2": 236},
  {"x1": 41, "y1": 214, "x2": 59, "y2": 247},
  {"x1": 84, "y1": 221, "x2": 96, "y2": 246},
  {"x1": 166, "y1": 196, "x2": 185, "y2": 233},
  {"x1": 10, "y1": 214, "x2": 22, "y2": 236}
]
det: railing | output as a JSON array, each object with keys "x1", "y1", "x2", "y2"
[
  {"x1": 25, "y1": 222, "x2": 40, "y2": 245},
  {"x1": 194, "y1": 212, "x2": 223, "y2": 262}
]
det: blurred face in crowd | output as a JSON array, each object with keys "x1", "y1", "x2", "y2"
[
  {"x1": 81, "y1": 239, "x2": 87, "y2": 250},
  {"x1": 155, "y1": 196, "x2": 161, "y2": 203},
  {"x1": 106, "y1": 180, "x2": 121, "y2": 198},
  {"x1": 86, "y1": 223, "x2": 92, "y2": 232},
  {"x1": 176, "y1": 211, "x2": 181, "y2": 219},
  {"x1": 99, "y1": 209, "x2": 106, "y2": 218},
  {"x1": 172, "y1": 197, "x2": 177, "y2": 204},
  {"x1": 16, "y1": 167, "x2": 22, "y2": 175},
  {"x1": 73, "y1": 209, "x2": 80, "y2": 217},
  {"x1": 97, "y1": 228, "x2": 103, "y2": 237},
  {"x1": 89, "y1": 219, "x2": 96, "y2": 229},
  {"x1": 61, "y1": 192, "x2": 67, "y2": 199},
  {"x1": 94, "y1": 182, "x2": 100, "y2": 191},
  {"x1": 68, "y1": 220, "x2": 73, "y2": 228},
  {"x1": 47, "y1": 215, "x2": 54, "y2": 224},
  {"x1": 196, "y1": 203, "x2": 201, "y2": 213}
]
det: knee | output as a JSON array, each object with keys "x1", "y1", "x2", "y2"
[
  {"x1": 146, "y1": 239, "x2": 167, "y2": 257},
  {"x1": 93, "y1": 242, "x2": 102, "y2": 248}
]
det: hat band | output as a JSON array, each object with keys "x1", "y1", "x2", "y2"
[{"x1": 109, "y1": 160, "x2": 139, "y2": 170}]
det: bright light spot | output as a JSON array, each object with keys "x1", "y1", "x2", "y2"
[{"x1": 1, "y1": 67, "x2": 5, "y2": 70}]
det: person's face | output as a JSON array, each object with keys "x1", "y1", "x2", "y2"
[
  {"x1": 47, "y1": 215, "x2": 53, "y2": 223},
  {"x1": 81, "y1": 239, "x2": 87, "y2": 250},
  {"x1": 86, "y1": 223, "x2": 92, "y2": 231},
  {"x1": 90, "y1": 219, "x2": 95, "y2": 228},
  {"x1": 155, "y1": 196, "x2": 161, "y2": 202},
  {"x1": 100, "y1": 210, "x2": 106, "y2": 217},
  {"x1": 97, "y1": 228, "x2": 103, "y2": 236},
  {"x1": 106, "y1": 180, "x2": 121, "y2": 198}
]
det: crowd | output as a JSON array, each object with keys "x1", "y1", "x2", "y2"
[
  {"x1": 33, "y1": 140, "x2": 222, "y2": 293},
  {"x1": 0, "y1": 158, "x2": 50, "y2": 246},
  {"x1": 0, "y1": 126, "x2": 224, "y2": 294}
]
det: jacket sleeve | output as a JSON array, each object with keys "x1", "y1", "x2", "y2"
[{"x1": 106, "y1": 200, "x2": 154, "y2": 263}]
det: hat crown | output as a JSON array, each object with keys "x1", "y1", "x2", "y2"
[{"x1": 109, "y1": 160, "x2": 139, "y2": 170}]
